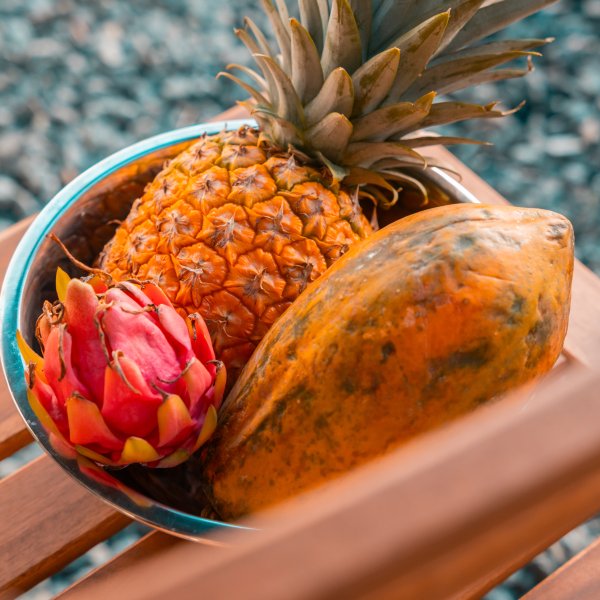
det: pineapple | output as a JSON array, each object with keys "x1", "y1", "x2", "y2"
[{"x1": 100, "y1": 0, "x2": 556, "y2": 380}]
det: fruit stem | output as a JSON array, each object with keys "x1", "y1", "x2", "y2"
[{"x1": 47, "y1": 233, "x2": 112, "y2": 282}]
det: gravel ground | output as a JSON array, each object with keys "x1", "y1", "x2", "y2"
[{"x1": 1, "y1": 0, "x2": 598, "y2": 597}]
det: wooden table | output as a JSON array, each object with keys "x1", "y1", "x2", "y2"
[{"x1": 1, "y1": 108, "x2": 600, "y2": 599}]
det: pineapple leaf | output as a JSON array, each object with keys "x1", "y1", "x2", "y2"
[
  {"x1": 446, "y1": 0, "x2": 559, "y2": 52},
  {"x1": 435, "y1": 62, "x2": 536, "y2": 96},
  {"x1": 352, "y1": 47, "x2": 400, "y2": 117},
  {"x1": 384, "y1": 12, "x2": 450, "y2": 103},
  {"x1": 349, "y1": 0, "x2": 373, "y2": 58},
  {"x1": 273, "y1": 0, "x2": 291, "y2": 25},
  {"x1": 226, "y1": 63, "x2": 267, "y2": 91},
  {"x1": 299, "y1": 0, "x2": 325, "y2": 52},
  {"x1": 352, "y1": 92, "x2": 435, "y2": 142},
  {"x1": 436, "y1": 38, "x2": 552, "y2": 62},
  {"x1": 305, "y1": 67, "x2": 354, "y2": 126},
  {"x1": 404, "y1": 50, "x2": 537, "y2": 99},
  {"x1": 317, "y1": 152, "x2": 351, "y2": 183},
  {"x1": 343, "y1": 166, "x2": 400, "y2": 203},
  {"x1": 375, "y1": 0, "x2": 476, "y2": 53},
  {"x1": 315, "y1": 152, "x2": 348, "y2": 185},
  {"x1": 374, "y1": 157, "x2": 457, "y2": 174},
  {"x1": 307, "y1": 113, "x2": 354, "y2": 163},
  {"x1": 218, "y1": 72, "x2": 270, "y2": 106},
  {"x1": 344, "y1": 166, "x2": 397, "y2": 190},
  {"x1": 290, "y1": 18, "x2": 325, "y2": 104},
  {"x1": 242, "y1": 18, "x2": 273, "y2": 57},
  {"x1": 372, "y1": 0, "x2": 415, "y2": 49},
  {"x1": 317, "y1": 0, "x2": 330, "y2": 35},
  {"x1": 249, "y1": 51, "x2": 281, "y2": 110},
  {"x1": 226, "y1": 0, "x2": 556, "y2": 197},
  {"x1": 235, "y1": 27, "x2": 262, "y2": 57},
  {"x1": 398, "y1": 135, "x2": 491, "y2": 147},
  {"x1": 254, "y1": 54, "x2": 304, "y2": 125},
  {"x1": 418, "y1": 100, "x2": 522, "y2": 130},
  {"x1": 252, "y1": 108, "x2": 304, "y2": 147},
  {"x1": 376, "y1": 168, "x2": 430, "y2": 198},
  {"x1": 344, "y1": 141, "x2": 427, "y2": 168},
  {"x1": 322, "y1": 0, "x2": 363, "y2": 77},
  {"x1": 436, "y1": 0, "x2": 486, "y2": 54},
  {"x1": 262, "y1": 0, "x2": 292, "y2": 73}
]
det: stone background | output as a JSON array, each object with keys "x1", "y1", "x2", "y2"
[{"x1": 0, "y1": 0, "x2": 598, "y2": 597}]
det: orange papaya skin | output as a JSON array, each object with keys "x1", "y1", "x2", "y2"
[{"x1": 200, "y1": 204, "x2": 574, "y2": 519}]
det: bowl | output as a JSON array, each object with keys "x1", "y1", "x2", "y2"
[{"x1": 0, "y1": 119, "x2": 478, "y2": 540}]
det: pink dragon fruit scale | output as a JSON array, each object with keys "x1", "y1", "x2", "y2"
[{"x1": 17, "y1": 269, "x2": 226, "y2": 467}]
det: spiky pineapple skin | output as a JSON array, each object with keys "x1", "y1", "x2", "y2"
[{"x1": 99, "y1": 126, "x2": 373, "y2": 379}]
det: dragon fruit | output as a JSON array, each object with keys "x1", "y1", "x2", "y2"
[{"x1": 18, "y1": 269, "x2": 225, "y2": 467}]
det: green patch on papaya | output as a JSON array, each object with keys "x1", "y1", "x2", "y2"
[
  {"x1": 546, "y1": 221, "x2": 569, "y2": 246},
  {"x1": 429, "y1": 344, "x2": 491, "y2": 380},
  {"x1": 363, "y1": 373, "x2": 382, "y2": 394},
  {"x1": 380, "y1": 341, "x2": 396, "y2": 363},
  {"x1": 341, "y1": 378, "x2": 357, "y2": 394},
  {"x1": 314, "y1": 413, "x2": 330, "y2": 431},
  {"x1": 287, "y1": 344, "x2": 298, "y2": 361},
  {"x1": 507, "y1": 294, "x2": 526, "y2": 325},
  {"x1": 445, "y1": 345, "x2": 491, "y2": 370},
  {"x1": 321, "y1": 342, "x2": 339, "y2": 367},
  {"x1": 345, "y1": 319, "x2": 359, "y2": 333},
  {"x1": 407, "y1": 230, "x2": 437, "y2": 249},
  {"x1": 525, "y1": 316, "x2": 555, "y2": 368},
  {"x1": 292, "y1": 311, "x2": 311, "y2": 338},
  {"x1": 405, "y1": 247, "x2": 444, "y2": 273},
  {"x1": 511, "y1": 294, "x2": 525, "y2": 315},
  {"x1": 455, "y1": 234, "x2": 476, "y2": 250}
]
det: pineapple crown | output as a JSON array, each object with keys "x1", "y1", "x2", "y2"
[{"x1": 222, "y1": 0, "x2": 556, "y2": 205}]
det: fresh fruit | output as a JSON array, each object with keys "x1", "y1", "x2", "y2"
[
  {"x1": 18, "y1": 270, "x2": 226, "y2": 467},
  {"x1": 199, "y1": 204, "x2": 574, "y2": 519},
  {"x1": 99, "y1": 128, "x2": 373, "y2": 380},
  {"x1": 99, "y1": 0, "x2": 555, "y2": 380}
]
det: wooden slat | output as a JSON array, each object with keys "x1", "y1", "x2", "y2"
[
  {"x1": 50, "y1": 366, "x2": 600, "y2": 600},
  {"x1": 0, "y1": 410, "x2": 31, "y2": 462},
  {"x1": 0, "y1": 217, "x2": 37, "y2": 459},
  {"x1": 522, "y1": 536, "x2": 600, "y2": 600},
  {"x1": 57, "y1": 533, "x2": 188, "y2": 599},
  {"x1": 0, "y1": 217, "x2": 35, "y2": 289},
  {"x1": 0, "y1": 455, "x2": 130, "y2": 599}
]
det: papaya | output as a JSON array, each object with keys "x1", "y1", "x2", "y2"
[{"x1": 199, "y1": 204, "x2": 574, "y2": 519}]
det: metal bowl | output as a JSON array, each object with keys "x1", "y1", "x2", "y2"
[{"x1": 0, "y1": 119, "x2": 478, "y2": 540}]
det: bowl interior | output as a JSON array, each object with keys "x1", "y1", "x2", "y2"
[{"x1": 0, "y1": 118, "x2": 476, "y2": 539}]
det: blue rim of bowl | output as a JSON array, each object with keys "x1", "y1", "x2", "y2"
[{"x1": 0, "y1": 119, "x2": 255, "y2": 540}]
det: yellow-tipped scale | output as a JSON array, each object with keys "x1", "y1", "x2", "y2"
[
  {"x1": 55, "y1": 267, "x2": 71, "y2": 303},
  {"x1": 26, "y1": 388, "x2": 63, "y2": 438},
  {"x1": 194, "y1": 405, "x2": 218, "y2": 452},
  {"x1": 75, "y1": 445, "x2": 115, "y2": 466},
  {"x1": 120, "y1": 436, "x2": 161, "y2": 464},
  {"x1": 157, "y1": 394, "x2": 194, "y2": 448},
  {"x1": 16, "y1": 330, "x2": 45, "y2": 382}
]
